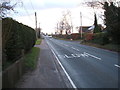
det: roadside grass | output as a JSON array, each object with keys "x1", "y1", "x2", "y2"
[
  {"x1": 81, "y1": 42, "x2": 120, "y2": 52},
  {"x1": 24, "y1": 47, "x2": 40, "y2": 69},
  {"x1": 35, "y1": 39, "x2": 42, "y2": 45}
]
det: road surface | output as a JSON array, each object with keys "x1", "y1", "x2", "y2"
[{"x1": 45, "y1": 36, "x2": 119, "y2": 88}]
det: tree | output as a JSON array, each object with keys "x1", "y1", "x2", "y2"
[
  {"x1": 93, "y1": 13, "x2": 101, "y2": 33},
  {"x1": 59, "y1": 21, "x2": 64, "y2": 35},
  {"x1": 0, "y1": 0, "x2": 20, "y2": 18},
  {"x1": 104, "y1": 2, "x2": 120, "y2": 44},
  {"x1": 58, "y1": 10, "x2": 72, "y2": 35}
]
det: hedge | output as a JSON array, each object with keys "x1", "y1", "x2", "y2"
[
  {"x1": 2, "y1": 18, "x2": 36, "y2": 66},
  {"x1": 84, "y1": 33, "x2": 94, "y2": 41},
  {"x1": 84, "y1": 32, "x2": 109, "y2": 45},
  {"x1": 53, "y1": 33, "x2": 84, "y2": 40}
]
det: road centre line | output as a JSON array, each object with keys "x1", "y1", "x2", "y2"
[
  {"x1": 71, "y1": 47, "x2": 80, "y2": 51},
  {"x1": 71, "y1": 47, "x2": 76, "y2": 49},
  {"x1": 76, "y1": 49, "x2": 80, "y2": 51},
  {"x1": 114, "y1": 64, "x2": 120, "y2": 68},
  {"x1": 46, "y1": 39, "x2": 77, "y2": 89},
  {"x1": 64, "y1": 44, "x2": 69, "y2": 46}
]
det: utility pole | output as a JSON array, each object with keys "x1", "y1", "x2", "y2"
[
  {"x1": 69, "y1": 13, "x2": 73, "y2": 33},
  {"x1": 56, "y1": 23, "x2": 58, "y2": 34},
  {"x1": 80, "y1": 12, "x2": 82, "y2": 39},
  {"x1": 38, "y1": 23, "x2": 41, "y2": 38},
  {"x1": 35, "y1": 12, "x2": 37, "y2": 39}
]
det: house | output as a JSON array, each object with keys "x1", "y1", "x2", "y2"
[
  {"x1": 86, "y1": 24, "x2": 106, "y2": 33},
  {"x1": 87, "y1": 25, "x2": 95, "y2": 33},
  {"x1": 77, "y1": 26, "x2": 91, "y2": 33}
]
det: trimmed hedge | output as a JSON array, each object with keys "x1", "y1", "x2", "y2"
[{"x1": 2, "y1": 18, "x2": 36, "y2": 65}]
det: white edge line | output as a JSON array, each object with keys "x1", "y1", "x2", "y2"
[
  {"x1": 51, "y1": 49, "x2": 77, "y2": 89},
  {"x1": 46, "y1": 39, "x2": 77, "y2": 89},
  {"x1": 114, "y1": 64, "x2": 120, "y2": 68}
]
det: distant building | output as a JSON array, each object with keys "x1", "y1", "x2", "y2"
[
  {"x1": 77, "y1": 26, "x2": 91, "y2": 33},
  {"x1": 87, "y1": 25, "x2": 95, "y2": 33}
]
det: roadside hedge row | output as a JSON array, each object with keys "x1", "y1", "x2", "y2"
[
  {"x1": 53, "y1": 32, "x2": 109, "y2": 45},
  {"x1": 84, "y1": 32, "x2": 109, "y2": 45},
  {"x1": 53, "y1": 33, "x2": 84, "y2": 40},
  {"x1": 2, "y1": 18, "x2": 36, "y2": 65}
]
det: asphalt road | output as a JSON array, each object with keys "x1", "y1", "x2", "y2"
[{"x1": 45, "y1": 36, "x2": 119, "y2": 88}]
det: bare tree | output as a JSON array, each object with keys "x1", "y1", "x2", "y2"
[
  {"x1": 59, "y1": 20, "x2": 64, "y2": 35},
  {"x1": 58, "y1": 10, "x2": 72, "y2": 35},
  {"x1": 0, "y1": 0, "x2": 21, "y2": 18},
  {"x1": 83, "y1": 0, "x2": 119, "y2": 9}
]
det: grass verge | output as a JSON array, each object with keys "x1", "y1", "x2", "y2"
[
  {"x1": 35, "y1": 39, "x2": 42, "y2": 45},
  {"x1": 81, "y1": 42, "x2": 120, "y2": 52},
  {"x1": 24, "y1": 47, "x2": 40, "y2": 69}
]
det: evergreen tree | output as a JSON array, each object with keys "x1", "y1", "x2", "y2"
[
  {"x1": 93, "y1": 13, "x2": 101, "y2": 33},
  {"x1": 104, "y1": 2, "x2": 120, "y2": 44}
]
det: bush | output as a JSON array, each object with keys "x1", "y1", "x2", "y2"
[
  {"x1": 92, "y1": 32, "x2": 109, "y2": 45},
  {"x1": 84, "y1": 33, "x2": 94, "y2": 41},
  {"x1": 71, "y1": 33, "x2": 81, "y2": 40},
  {"x1": 2, "y1": 18, "x2": 36, "y2": 64}
]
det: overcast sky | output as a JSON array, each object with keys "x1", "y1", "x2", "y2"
[{"x1": 8, "y1": 0, "x2": 104, "y2": 34}]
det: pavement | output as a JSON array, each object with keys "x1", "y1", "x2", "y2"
[{"x1": 15, "y1": 39, "x2": 72, "y2": 88}]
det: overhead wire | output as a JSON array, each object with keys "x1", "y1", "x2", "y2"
[
  {"x1": 20, "y1": 0, "x2": 34, "y2": 22},
  {"x1": 29, "y1": 0, "x2": 35, "y2": 12}
]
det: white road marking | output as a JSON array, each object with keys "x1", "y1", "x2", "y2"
[
  {"x1": 84, "y1": 52, "x2": 101, "y2": 60},
  {"x1": 114, "y1": 64, "x2": 120, "y2": 68},
  {"x1": 76, "y1": 49, "x2": 80, "y2": 51},
  {"x1": 80, "y1": 53, "x2": 89, "y2": 57},
  {"x1": 46, "y1": 39, "x2": 77, "y2": 89},
  {"x1": 51, "y1": 49, "x2": 77, "y2": 89},
  {"x1": 71, "y1": 47, "x2": 80, "y2": 51},
  {"x1": 65, "y1": 44, "x2": 69, "y2": 47},
  {"x1": 71, "y1": 54, "x2": 77, "y2": 57},
  {"x1": 72, "y1": 47, "x2": 76, "y2": 50},
  {"x1": 58, "y1": 52, "x2": 101, "y2": 60},
  {"x1": 65, "y1": 54, "x2": 73, "y2": 58}
]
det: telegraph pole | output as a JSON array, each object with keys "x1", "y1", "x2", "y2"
[
  {"x1": 38, "y1": 23, "x2": 41, "y2": 38},
  {"x1": 80, "y1": 12, "x2": 82, "y2": 38},
  {"x1": 35, "y1": 12, "x2": 37, "y2": 39}
]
